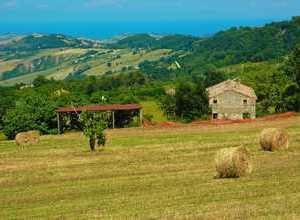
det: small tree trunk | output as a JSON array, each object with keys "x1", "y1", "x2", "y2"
[{"x1": 89, "y1": 136, "x2": 96, "y2": 151}]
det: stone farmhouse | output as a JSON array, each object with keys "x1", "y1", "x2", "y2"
[{"x1": 207, "y1": 79, "x2": 257, "y2": 120}]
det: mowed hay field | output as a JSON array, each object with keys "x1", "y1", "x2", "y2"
[{"x1": 1, "y1": 117, "x2": 300, "y2": 219}]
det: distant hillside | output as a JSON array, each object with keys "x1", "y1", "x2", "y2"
[
  {"x1": 110, "y1": 17, "x2": 300, "y2": 73},
  {"x1": 180, "y1": 16, "x2": 300, "y2": 71},
  {"x1": 1, "y1": 17, "x2": 300, "y2": 85},
  {"x1": 108, "y1": 34, "x2": 198, "y2": 51},
  {"x1": 0, "y1": 34, "x2": 97, "y2": 52},
  {"x1": 0, "y1": 34, "x2": 24, "y2": 45}
]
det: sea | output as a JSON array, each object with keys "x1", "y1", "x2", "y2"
[{"x1": 0, "y1": 19, "x2": 280, "y2": 40}]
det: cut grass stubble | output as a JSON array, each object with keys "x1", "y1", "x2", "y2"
[{"x1": 0, "y1": 117, "x2": 300, "y2": 219}]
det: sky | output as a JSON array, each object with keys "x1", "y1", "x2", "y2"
[
  {"x1": 0, "y1": 0, "x2": 299, "y2": 38},
  {"x1": 0, "y1": 0, "x2": 299, "y2": 22}
]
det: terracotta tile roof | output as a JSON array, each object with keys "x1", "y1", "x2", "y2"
[
  {"x1": 56, "y1": 104, "x2": 141, "y2": 113},
  {"x1": 206, "y1": 79, "x2": 257, "y2": 99}
]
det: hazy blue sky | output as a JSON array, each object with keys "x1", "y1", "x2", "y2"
[{"x1": 0, "y1": 0, "x2": 299, "y2": 22}]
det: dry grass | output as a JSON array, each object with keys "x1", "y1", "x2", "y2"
[
  {"x1": 215, "y1": 147, "x2": 252, "y2": 178},
  {"x1": 260, "y1": 128, "x2": 289, "y2": 151},
  {"x1": 15, "y1": 130, "x2": 40, "y2": 146},
  {"x1": 0, "y1": 117, "x2": 300, "y2": 219}
]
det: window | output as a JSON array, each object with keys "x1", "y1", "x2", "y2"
[
  {"x1": 243, "y1": 99, "x2": 248, "y2": 104},
  {"x1": 213, "y1": 99, "x2": 218, "y2": 104},
  {"x1": 213, "y1": 113, "x2": 218, "y2": 119}
]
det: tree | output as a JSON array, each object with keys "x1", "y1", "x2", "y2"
[
  {"x1": 0, "y1": 87, "x2": 15, "y2": 130},
  {"x1": 160, "y1": 95, "x2": 176, "y2": 119},
  {"x1": 3, "y1": 93, "x2": 57, "y2": 139},
  {"x1": 281, "y1": 45, "x2": 300, "y2": 112},
  {"x1": 281, "y1": 83, "x2": 300, "y2": 111},
  {"x1": 282, "y1": 45, "x2": 300, "y2": 85},
  {"x1": 33, "y1": 76, "x2": 50, "y2": 87},
  {"x1": 174, "y1": 81, "x2": 209, "y2": 122},
  {"x1": 80, "y1": 111, "x2": 108, "y2": 151}
]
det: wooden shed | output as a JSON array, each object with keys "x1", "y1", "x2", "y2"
[{"x1": 56, "y1": 104, "x2": 142, "y2": 134}]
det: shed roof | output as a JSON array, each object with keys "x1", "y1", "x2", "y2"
[
  {"x1": 56, "y1": 104, "x2": 141, "y2": 113},
  {"x1": 206, "y1": 79, "x2": 257, "y2": 99}
]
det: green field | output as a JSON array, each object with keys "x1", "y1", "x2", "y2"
[
  {"x1": 141, "y1": 101, "x2": 168, "y2": 122},
  {"x1": 0, "y1": 48, "x2": 170, "y2": 86},
  {"x1": 1, "y1": 116, "x2": 300, "y2": 219},
  {"x1": 219, "y1": 61, "x2": 280, "y2": 78}
]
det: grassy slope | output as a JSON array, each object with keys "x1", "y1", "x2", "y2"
[
  {"x1": 0, "y1": 48, "x2": 170, "y2": 86},
  {"x1": 140, "y1": 101, "x2": 168, "y2": 122},
  {"x1": 219, "y1": 61, "x2": 280, "y2": 78},
  {"x1": 0, "y1": 48, "x2": 88, "y2": 86},
  {"x1": 84, "y1": 49, "x2": 170, "y2": 76},
  {"x1": 1, "y1": 117, "x2": 300, "y2": 219}
]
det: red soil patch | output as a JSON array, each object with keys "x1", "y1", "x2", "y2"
[
  {"x1": 143, "y1": 112, "x2": 297, "y2": 128},
  {"x1": 157, "y1": 121, "x2": 182, "y2": 127},
  {"x1": 191, "y1": 118, "x2": 254, "y2": 126},
  {"x1": 191, "y1": 112, "x2": 296, "y2": 126},
  {"x1": 143, "y1": 120, "x2": 181, "y2": 128}
]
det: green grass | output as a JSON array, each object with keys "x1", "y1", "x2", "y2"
[
  {"x1": 0, "y1": 132, "x2": 6, "y2": 141},
  {"x1": 141, "y1": 100, "x2": 168, "y2": 122},
  {"x1": 84, "y1": 49, "x2": 170, "y2": 76},
  {"x1": 1, "y1": 117, "x2": 300, "y2": 219},
  {"x1": 219, "y1": 61, "x2": 280, "y2": 78}
]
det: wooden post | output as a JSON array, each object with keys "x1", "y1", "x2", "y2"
[
  {"x1": 112, "y1": 111, "x2": 115, "y2": 129},
  {"x1": 57, "y1": 112, "x2": 61, "y2": 134},
  {"x1": 139, "y1": 109, "x2": 143, "y2": 127}
]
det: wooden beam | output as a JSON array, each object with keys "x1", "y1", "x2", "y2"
[
  {"x1": 139, "y1": 109, "x2": 143, "y2": 127},
  {"x1": 112, "y1": 111, "x2": 115, "y2": 129}
]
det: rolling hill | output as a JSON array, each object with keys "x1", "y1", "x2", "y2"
[
  {"x1": 1, "y1": 17, "x2": 300, "y2": 86},
  {"x1": 0, "y1": 34, "x2": 172, "y2": 86}
]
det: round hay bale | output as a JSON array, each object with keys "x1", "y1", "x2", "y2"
[
  {"x1": 260, "y1": 128, "x2": 288, "y2": 151},
  {"x1": 215, "y1": 147, "x2": 252, "y2": 178},
  {"x1": 15, "y1": 130, "x2": 40, "y2": 146}
]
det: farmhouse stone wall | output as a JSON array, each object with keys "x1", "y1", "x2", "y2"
[{"x1": 209, "y1": 90, "x2": 256, "y2": 120}]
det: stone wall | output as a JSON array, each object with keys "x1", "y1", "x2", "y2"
[{"x1": 210, "y1": 90, "x2": 256, "y2": 120}]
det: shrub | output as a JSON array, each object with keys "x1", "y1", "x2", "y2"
[{"x1": 80, "y1": 111, "x2": 108, "y2": 151}]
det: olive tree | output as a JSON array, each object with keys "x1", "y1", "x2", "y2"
[{"x1": 80, "y1": 111, "x2": 108, "y2": 151}]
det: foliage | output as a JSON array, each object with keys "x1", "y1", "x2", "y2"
[
  {"x1": 282, "y1": 44, "x2": 300, "y2": 85},
  {"x1": 160, "y1": 80, "x2": 210, "y2": 122},
  {"x1": 3, "y1": 93, "x2": 57, "y2": 139},
  {"x1": 175, "y1": 81, "x2": 209, "y2": 122},
  {"x1": 0, "y1": 34, "x2": 93, "y2": 52},
  {"x1": 160, "y1": 95, "x2": 176, "y2": 120},
  {"x1": 280, "y1": 83, "x2": 300, "y2": 112},
  {"x1": 109, "y1": 34, "x2": 198, "y2": 51},
  {"x1": 240, "y1": 68, "x2": 288, "y2": 114},
  {"x1": 80, "y1": 111, "x2": 108, "y2": 151},
  {"x1": 0, "y1": 87, "x2": 16, "y2": 130},
  {"x1": 139, "y1": 60, "x2": 174, "y2": 80},
  {"x1": 180, "y1": 16, "x2": 300, "y2": 72},
  {"x1": 281, "y1": 45, "x2": 300, "y2": 111}
]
